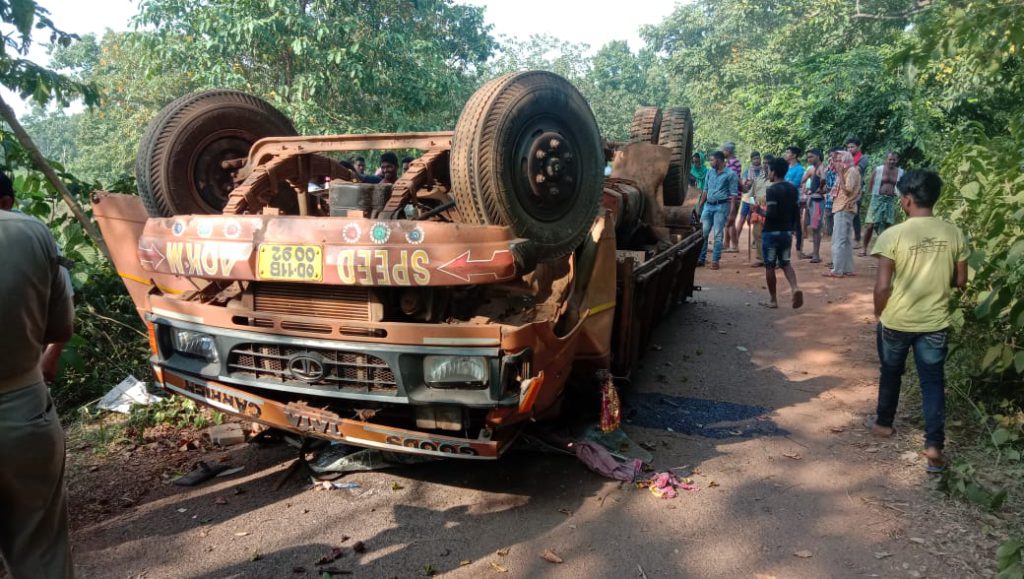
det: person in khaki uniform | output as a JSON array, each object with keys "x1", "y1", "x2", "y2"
[{"x1": 0, "y1": 171, "x2": 75, "y2": 579}]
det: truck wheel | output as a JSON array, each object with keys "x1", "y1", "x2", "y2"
[
  {"x1": 658, "y1": 107, "x2": 694, "y2": 206},
  {"x1": 136, "y1": 90, "x2": 296, "y2": 216},
  {"x1": 451, "y1": 71, "x2": 604, "y2": 260},
  {"x1": 628, "y1": 106, "x2": 662, "y2": 145}
]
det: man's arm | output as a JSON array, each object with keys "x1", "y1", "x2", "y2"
[
  {"x1": 874, "y1": 256, "x2": 895, "y2": 318},
  {"x1": 954, "y1": 260, "x2": 968, "y2": 290},
  {"x1": 867, "y1": 168, "x2": 876, "y2": 198},
  {"x1": 729, "y1": 172, "x2": 738, "y2": 197}
]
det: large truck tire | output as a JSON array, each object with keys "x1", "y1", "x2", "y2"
[
  {"x1": 451, "y1": 71, "x2": 604, "y2": 260},
  {"x1": 658, "y1": 107, "x2": 694, "y2": 206},
  {"x1": 136, "y1": 90, "x2": 296, "y2": 216},
  {"x1": 628, "y1": 106, "x2": 662, "y2": 145}
]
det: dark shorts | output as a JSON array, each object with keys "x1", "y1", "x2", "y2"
[
  {"x1": 740, "y1": 202, "x2": 752, "y2": 219},
  {"x1": 761, "y1": 231, "x2": 792, "y2": 268}
]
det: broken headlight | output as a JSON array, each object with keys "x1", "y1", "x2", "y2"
[
  {"x1": 170, "y1": 328, "x2": 219, "y2": 363},
  {"x1": 423, "y1": 356, "x2": 488, "y2": 389}
]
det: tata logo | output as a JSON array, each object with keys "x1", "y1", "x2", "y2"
[{"x1": 287, "y1": 353, "x2": 325, "y2": 382}]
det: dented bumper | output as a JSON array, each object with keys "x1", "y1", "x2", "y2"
[{"x1": 158, "y1": 370, "x2": 510, "y2": 458}]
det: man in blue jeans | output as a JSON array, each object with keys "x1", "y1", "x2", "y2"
[
  {"x1": 698, "y1": 150, "x2": 738, "y2": 270},
  {"x1": 866, "y1": 169, "x2": 968, "y2": 473}
]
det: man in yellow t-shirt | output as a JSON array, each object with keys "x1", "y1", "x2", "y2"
[{"x1": 866, "y1": 170, "x2": 968, "y2": 474}]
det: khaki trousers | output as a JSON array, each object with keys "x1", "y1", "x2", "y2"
[{"x1": 0, "y1": 382, "x2": 72, "y2": 579}]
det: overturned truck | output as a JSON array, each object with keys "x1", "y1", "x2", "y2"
[{"x1": 94, "y1": 71, "x2": 700, "y2": 459}]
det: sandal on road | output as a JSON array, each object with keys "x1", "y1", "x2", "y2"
[
  {"x1": 173, "y1": 461, "x2": 232, "y2": 486},
  {"x1": 792, "y1": 290, "x2": 804, "y2": 309},
  {"x1": 863, "y1": 416, "x2": 896, "y2": 438},
  {"x1": 924, "y1": 447, "x2": 947, "y2": 474}
]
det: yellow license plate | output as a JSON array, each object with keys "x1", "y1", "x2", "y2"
[{"x1": 257, "y1": 244, "x2": 323, "y2": 282}]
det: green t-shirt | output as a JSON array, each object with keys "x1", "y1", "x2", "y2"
[{"x1": 872, "y1": 216, "x2": 967, "y2": 332}]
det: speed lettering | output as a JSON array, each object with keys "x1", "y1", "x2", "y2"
[{"x1": 337, "y1": 249, "x2": 430, "y2": 286}]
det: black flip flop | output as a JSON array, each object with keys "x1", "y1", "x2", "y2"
[{"x1": 173, "y1": 461, "x2": 232, "y2": 486}]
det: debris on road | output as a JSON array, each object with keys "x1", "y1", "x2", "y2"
[
  {"x1": 496, "y1": 548, "x2": 510, "y2": 556},
  {"x1": 541, "y1": 549, "x2": 564, "y2": 564},
  {"x1": 782, "y1": 451, "x2": 803, "y2": 460},
  {"x1": 316, "y1": 547, "x2": 346, "y2": 565},
  {"x1": 352, "y1": 541, "x2": 366, "y2": 554},
  {"x1": 572, "y1": 440, "x2": 642, "y2": 481},
  {"x1": 489, "y1": 561, "x2": 509, "y2": 573},
  {"x1": 309, "y1": 445, "x2": 437, "y2": 476},
  {"x1": 97, "y1": 375, "x2": 161, "y2": 414},
  {"x1": 793, "y1": 550, "x2": 814, "y2": 558},
  {"x1": 314, "y1": 480, "x2": 361, "y2": 491},
  {"x1": 202, "y1": 423, "x2": 246, "y2": 446},
  {"x1": 642, "y1": 472, "x2": 698, "y2": 498}
]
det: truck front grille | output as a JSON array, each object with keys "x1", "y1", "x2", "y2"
[
  {"x1": 228, "y1": 343, "x2": 397, "y2": 393},
  {"x1": 253, "y1": 282, "x2": 371, "y2": 321}
]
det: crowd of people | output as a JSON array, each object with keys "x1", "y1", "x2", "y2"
[
  {"x1": 689, "y1": 138, "x2": 969, "y2": 475},
  {"x1": 690, "y1": 137, "x2": 907, "y2": 281}
]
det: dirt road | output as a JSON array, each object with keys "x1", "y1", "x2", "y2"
[{"x1": 70, "y1": 244, "x2": 999, "y2": 578}]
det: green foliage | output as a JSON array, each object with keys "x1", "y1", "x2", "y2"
[
  {"x1": 0, "y1": 0, "x2": 97, "y2": 106},
  {"x1": 938, "y1": 459, "x2": 1008, "y2": 511},
  {"x1": 128, "y1": 396, "x2": 224, "y2": 433},
  {"x1": 999, "y1": 538, "x2": 1024, "y2": 579}
]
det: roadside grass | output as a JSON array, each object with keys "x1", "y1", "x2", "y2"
[{"x1": 896, "y1": 353, "x2": 1024, "y2": 576}]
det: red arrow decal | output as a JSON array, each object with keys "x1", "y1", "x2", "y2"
[
  {"x1": 438, "y1": 249, "x2": 515, "y2": 282},
  {"x1": 138, "y1": 240, "x2": 166, "y2": 270}
]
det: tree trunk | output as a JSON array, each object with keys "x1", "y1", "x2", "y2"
[{"x1": 0, "y1": 93, "x2": 111, "y2": 262}]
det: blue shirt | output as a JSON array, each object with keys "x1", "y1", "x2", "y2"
[
  {"x1": 703, "y1": 167, "x2": 738, "y2": 204},
  {"x1": 785, "y1": 164, "x2": 805, "y2": 189}
]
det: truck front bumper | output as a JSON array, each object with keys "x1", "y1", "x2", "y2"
[{"x1": 157, "y1": 369, "x2": 512, "y2": 458}]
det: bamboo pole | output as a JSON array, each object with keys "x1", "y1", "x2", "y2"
[{"x1": 0, "y1": 93, "x2": 111, "y2": 262}]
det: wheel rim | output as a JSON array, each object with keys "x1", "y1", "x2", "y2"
[
  {"x1": 513, "y1": 120, "x2": 583, "y2": 223},
  {"x1": 188, "y1": 129, "x2": 254, "y2": 212}
]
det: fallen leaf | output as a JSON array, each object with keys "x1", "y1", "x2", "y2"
[
  {"x1": 320, "y1": 567, "x2": 352, "y2": 575},
  {"x1": 782, "y1": 452, "x2": 802, "y2": 460},
  {"x1": 830, "y1": 427, "x2": 845, "y2": 433},
  {"x1": 292, "y1": 566, "x2": 306, "y2": 574},
  {"x1": 864, "y1": 447, "x2": 880, "y2": 453},
  {"x1": 540, "y1": 549, "x2": 563, "y2": 564},
  {"x1": 874, "y1": 551, "x2": 893, "y2": 559},
  {"x1": 496, "y1": 548, "x2": 510, "y2": 556},
  {"x1": 352, "y1": 541, "x2": 366, "y2": 554},
  {"x1": 235, "y1": 531, "x2": 250, "y2": 537},
  {"x1": 909, "y1": 537, "x2": 926, "y2": 544},
  {"x1": 489, "y1": 561, "x2": 508, "y2": 573},
  {"x1": 391, "y1": 482, "x2": 404, "y2": 491},
  {"x1": 459, "y1": 560, "x2": 471, "y2": 566},
  {"x1": 214, "y1": 496, "x2": 228, "y2": 505},
  {"x1": 793, "y1": 550, "x2": 813, "y2": 558},
  {"x1": 736, "y1": 346, "x2": 748, "y2": 352},
  {"x1": 709, "y1": 480, "x2": 720, "y2": 488},
  {"x1": 250, "y1": 551, "x2": 262, "y2": 562},
  {"x1": 558, "y1": 508, "x2": 574, "y2": 516},
  {"x1": 177, "y1": 508, "x2": 189, "y2": 513}
]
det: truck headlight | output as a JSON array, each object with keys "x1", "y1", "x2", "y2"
[
  {"x1": 423, "y1": 356, "x2": 488, "y2": 389},
  {"x1": 170, "y1": 328, "x2": 219, "y2": 363}
]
